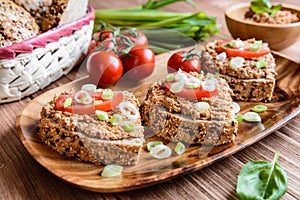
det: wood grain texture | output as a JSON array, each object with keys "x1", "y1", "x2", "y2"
[{"x1": 15, "y1": 51, "x2": 300, "y2": 193}]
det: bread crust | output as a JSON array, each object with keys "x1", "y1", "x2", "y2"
[
  {"x1": 37, "y1": 90, "x2": 145, "y2": 166},
  {"x1": 140, "y1": 73, "x2": 238, "y2": 146},
  {"x1": 0, "y1": 0, "x2": 39, "y2": 47},
  {"x1": 201, "y1": 39, "x2": 277, "y2": 102}
]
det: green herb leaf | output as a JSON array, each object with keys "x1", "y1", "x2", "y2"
[
  {"x1": 236, "y1": 152, "x2": 288, "y2": 200},
  {"x1": 270, "y1": 4, "x2": 282, "y2": 17},
  {"x1": 250, "y1": 0, "x2": 282, "y2": 16}
]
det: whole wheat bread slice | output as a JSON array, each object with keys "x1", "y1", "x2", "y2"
[{"x1": 37, "y1": 90, "x2": 144, "y2": 166}]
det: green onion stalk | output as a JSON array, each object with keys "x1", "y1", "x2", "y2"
[{"x1": 93, "y1": 0, "x2": 220, "y2": 53}]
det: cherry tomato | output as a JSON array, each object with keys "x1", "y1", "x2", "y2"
[
  {"x1": 87, "y1": 51, "x2": 123, "y2": 87},
  {"x1": 94, "y1": 30, "x2": 116, "y2": 50},
  {"x1": 164, "y1": 81, "x2": 218, "y2": 100},
  {"x1": 93, "y1": 30, "x2": 114, "y2": 43},
  {"x1": 87, "y1": 40, "x2": 97, "y2": 54},
  {"x1": 216, "y1": 40, "x2": 270, "y2": 59},
  {"x1": 122, "y1": 48, "x2": 155, "y2": 80},
  {"x1": 167, "y1": 51, "x2": 201, "y2": 73},
  {"x1": 123, "y1": 30, "x2": 148, "y2": 50},
  {"x1": 55, "y1": 91, "x2": 124, "y2": 114}
]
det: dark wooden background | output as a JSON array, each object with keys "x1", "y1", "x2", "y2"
[{"x1": 1, "y1": 0, "x2": 299, "y2": 199}]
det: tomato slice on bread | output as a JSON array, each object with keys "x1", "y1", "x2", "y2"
[
  {"x1": 55, "y1": 91, "x2": 124, "y2": 114},
  {"x1": 216, "y1": 40, "x2": 271, "y2": 59},
  {"x1": 164, "y1": 81, "x2": 218, "y2": 100}
]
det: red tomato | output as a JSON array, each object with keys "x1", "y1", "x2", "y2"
[
  {"x1": 216, "y1": 40, "x2": 270, "y2": 59},
  {"x1": 122, "y1": 48, "x2": 155, "y2": 80},
  {"x1": 94, "y1": 30, "x2": 116, "y2": 50},
  {"x1": 123, "y1": 30, "x2": 148, "y2": 50},
  {"x1": 87, "y1": 51, "x2": 123, "y2": 86},
  {"x1": 87, "y1": 40, "x2": 97, "y2": 54},
  {"x1": 167, "y1": 51, "x2": 201, "y2": 73},
  {"x1": 93, "y1": 30, "x2": 114, "y2": 43},
  {"x1": 55, "y1": 92, "x2": 124, "y2": 114},
  {"x1": 164, "y1": 81, "x2": 218, "y2": 100}
]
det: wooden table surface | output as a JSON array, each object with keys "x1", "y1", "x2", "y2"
[{"x1": 1, "y1": 0, "x2": 300, "y2": 199}]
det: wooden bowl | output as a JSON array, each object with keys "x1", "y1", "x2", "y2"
[{"x1": 225, "y1": 2, "x2": 300, "y2": 50}]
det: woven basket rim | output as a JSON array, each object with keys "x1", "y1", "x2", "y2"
[{"x1": 0, "y1": 5, "x2": 95, "y2": 60}]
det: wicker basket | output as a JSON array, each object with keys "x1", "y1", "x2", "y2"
[{"x1": 0, "y1": 6, "x2": 95, "y2": 103}]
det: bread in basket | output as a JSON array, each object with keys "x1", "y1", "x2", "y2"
[{"x1": 0, "y1": 2, "x2": 95, "y2": 103}]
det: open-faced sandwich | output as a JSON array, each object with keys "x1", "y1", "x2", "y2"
[
  {"x1": 140, "y1": 70, "x2": 238, "y2": 146},
  {"x1": 201, "y1": 38, "x2": 277, "y2": 102},
  {"x1": 37, "y1": 84, "x2": 144, "y2": 166}
]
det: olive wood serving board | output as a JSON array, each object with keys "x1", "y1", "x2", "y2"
[{"x1": 16, "y1": 51, "x2": 300, "y2": 193}]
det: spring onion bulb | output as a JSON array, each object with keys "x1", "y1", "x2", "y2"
[
  {"x1": 102, "y1": 89, "x2": 113, "y2": 100},
  {"x1": 194, "y1": 101, "x2": 210, "y2": 112},
  {"x1": 119, "y1": 101, "x2": 139, "y2": 120},
  {"x1": 147, "y1": 141, "x2": 163, "y2": 151},
  {"x1": 232, "y1": 102, "x2": 241, "y2": 114},
  {"x1": 230, "y1": 57, "x2": 245, "y2": 69},
  {"x1": 251, "y1": 105, "x2": 268, "y2": 113},
  {"x1": 101, "y1": 164, "x2": 123, "y2": 178},
  {"x1": 150, "y1": 144, "x2": 172, "y2": 159},
  {"x1": 74, "y1": 90, "x2": 93, "y2": 105},
  {"x1": 243, "y1": 112, "x2": 261, "y2": 122},
  {"x1": 175, "y1": 142, "x2": 185, "y2": 155},
  {"x1": 81, "y1": 84, "x2": 97, "y2": 92}
]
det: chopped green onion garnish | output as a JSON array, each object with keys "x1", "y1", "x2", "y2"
[
  {"x1": 80, "y1": 94, "x2": 91, "y2": 104},
  {"x1": 175, "y1": 142, "x2": 185, "y2": 155},
  {"x1": 185, "y1": 82, "x2": 200, "y2": 89},
  {"x1": 229, "y1": 40, "x2": 244, "y2": 49},
  {"x1": 170, "y1": 81, "x2": 184, "y2": 93},
  {"x1": 81, "y1": 84, "x2": 97, "y2": 92},
  {"x1": 94, "y1": 100, "x2": 103, "y2": 105},
  {"x1": 123, "y1": 121, "x2": 136, "y2": 132},
  {"x1": 95, "y1": 110, "x2": 108, "y2": 121},
  {"x1": 243, "y1": 112, "x2": 261, "y2": 122},
  {"x1": 256, "y1": 60, "x2": 266, "y2": 69},
  {"x1": 150, "y1": 144, "x2": 172, "y2": 159},
  {"x1": 230, "y1": 57, "x2": 245, "y2": 69},
  {"x1": 102, "y1": 89, "x2": 113, "y2": 100},
  {"x1": 249, "y1": 40, "x2": 262, "y2": 52},
  {"x1": 251, "y1": 105, "x2": 268, "y2": 113},
  {"x1": 165, "y1": 73, "x2": 175, "y2": 82},
  {"x1": 147, "y1": 141, "x2": 163, "y2": 151},
  {"x1": 109, "y1": 114, "x2": 123, "y2": 126},
  {"x1": 214, "y1": 73, "x2": 220, "y2": 79},
  {"x1": 101, "y1": 164, "x2": 123, "y2": 178},
  {"x1": 174, "y1": 71, "x2": 188, "y2": 82},
  {"x1": 235, "y1": 114, "x2": 244, "y2": 123},
  {"x1": 198, "y1": 72, "x2": 204, "y2": 79},
  {"x1": 63, "y1": 97, "x2": 72, "y2": 108},
  {"x1": 216, "y1": 52, "x2": 227, "y2": 61},
  {"x1": 194, "y1": 102, "x2": 210, "y2": 112}
]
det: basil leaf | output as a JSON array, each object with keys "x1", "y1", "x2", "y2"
[
  {"x1": 270, "y1": 4, "x2": 282, "y2": 17},
  {"x1": 236, "y1": 152, "x2": 288, "y2": 200},
  {"x1": 251, "y1": 0, "x2": 272, "y2": 14},
  {"x1": 250, "y1": 0, "x2": 282, "y2": 16}
]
